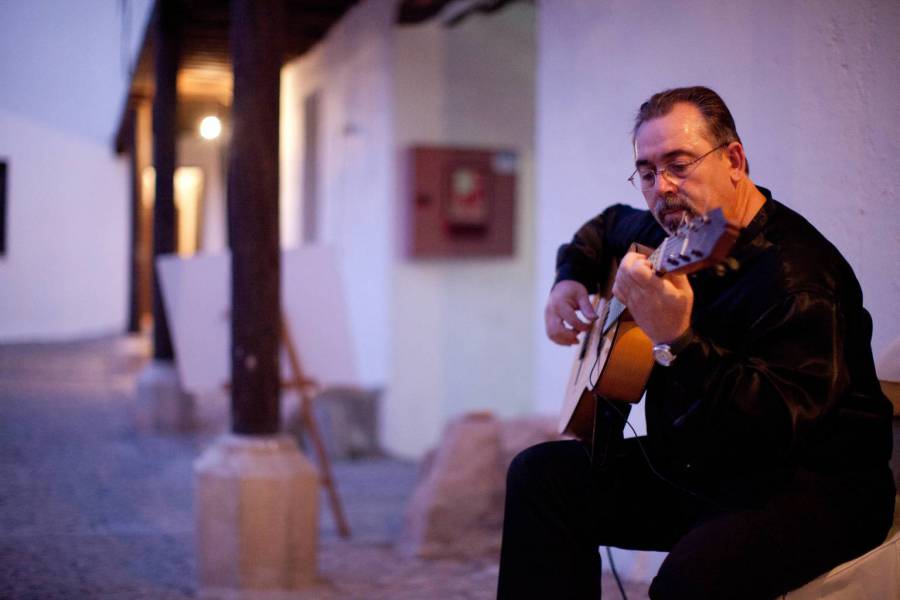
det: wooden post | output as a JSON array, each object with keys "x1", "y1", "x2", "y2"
[
  {"x1": 124, "y1": 106, "x2": 141, "y2": 334},
  {"x1": 229, "y1": 0, "x2": 284, "y2": 435},
  {"x1": 136, "y1": 101, "x2": 154, "y2": 330},
  {"x1": 151, "y1": 0, "x2": 179, "y2": 360},
  {"x1": 280, "y1": 315, "x2": 351, "y2": 537}
]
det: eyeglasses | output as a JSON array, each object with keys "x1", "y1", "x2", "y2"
[{"x1": 628, "y1": 144, "x2": 726, "y2": 191}]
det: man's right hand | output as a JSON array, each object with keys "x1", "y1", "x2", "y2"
[{"x1": 544, "y1": 280, "x2": 597, "y2": 345}]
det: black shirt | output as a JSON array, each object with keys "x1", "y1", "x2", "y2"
[{"x1": 555, "y1": 187, "x2": 893, "y2": 499}]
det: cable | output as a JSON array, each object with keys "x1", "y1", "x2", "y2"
[
  {"x1": 601, "y1": 395, "x2": 722, "y2": 510},
  {"x1": 578, "y1": 322, "x2": 722, "y2": 596},
  {"x1": 606, "y1": 545, "x2": 628, "y2": 600}
]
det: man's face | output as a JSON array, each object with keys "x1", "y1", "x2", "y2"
[{"x1": 633, "y1": 102, "x2": 738, "y2": 233}]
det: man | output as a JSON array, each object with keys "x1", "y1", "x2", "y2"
[{"x1": 497, "y1": 87, "x2": 895, "y2": 599}]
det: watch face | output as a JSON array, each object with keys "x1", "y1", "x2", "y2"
[{"x1": 653, "y1": 344, "x2": 675, "y2": 366}]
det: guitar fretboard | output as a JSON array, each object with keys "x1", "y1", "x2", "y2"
[
  {"x1": 597, "y1": 209, "x2": 733, "y2": 337},
  {"x1": 600, "y1": 240, "x2": 672, "y2": 335}
]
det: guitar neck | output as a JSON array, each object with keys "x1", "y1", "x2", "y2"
[
  {"x1": 598, "y1": 208, "x2": 739, "y2": 336},
  {"x1": 602, "y1": 297, "x2": 626, "y2": 335},
  {"x1": 600, "y1": 243, "x2": 663, "y2": 334}
]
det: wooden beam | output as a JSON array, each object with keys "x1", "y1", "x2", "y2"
[
  {"x1": 136, "y1": 102, "x2": 154, "y2": 330},
  {"x1": 113, "y1": 1, "x2": 358, "y2": 149},
  {"x1": 228, "y1": 0, "x2": 284, "y2": 435},
  {"x1": 151, "y1": 0, "x2": 180, "y2": 360},
  {"x1": 125, "y1": 108, "x2": 140, "y2": 334}
]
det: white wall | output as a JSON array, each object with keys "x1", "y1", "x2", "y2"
[
  {"x1": 536, "y1": 0, "x2": 900, "y2": 413},
  {"x1": 281, "y1": 0, "x2": 537, "y2": 458},
  {"x1": 536, "y1": 0, "x2": 900, "y2": 581},
  {"x1": 281, "y1": 0, "x2": 397, "y2": 389},
  {"x1": 0, "y1": 0, "x2": 151, "y2": 143},
  {"x1": 0, "y1": 110, "x2": 130, "y2": 340},
  {"x1": 0, "y1": 0, "x2": 154, "y2": 341},
  {"x1": 390, "y1": 5, "x2": 537, "y2": 457}
]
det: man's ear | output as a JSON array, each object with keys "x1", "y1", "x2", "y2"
[{"x1": 725, "y1": 142, "x2": 747, "y2": 182}]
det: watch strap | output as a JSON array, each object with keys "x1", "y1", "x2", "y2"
[{"x1": 665, "y1": 327, "x2": 695, "y2": 355}]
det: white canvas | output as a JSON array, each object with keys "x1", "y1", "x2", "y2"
[{"x1": 156, "y1": 246, "x2": 358, "y2": 394}]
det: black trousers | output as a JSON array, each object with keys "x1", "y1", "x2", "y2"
[{"x1": 497, "y1": 437, "x2": 895, "y2": 599}]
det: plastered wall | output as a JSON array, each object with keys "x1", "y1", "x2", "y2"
[
  {"x1": 281, "y1": 0, "x2": 537, "y2": 458},
  {"x1": 536, "y1": 0, "x2": 900, "y2": 411},
  {"x1": 0, "y1": 0, "x2": 153, "y2": 341},
  {"x1": 535, "y1": 0, "x2": 900, "y2": 581},
  {"x1": 0, "y1": 110, "x2": 129, "y2": 340},
  {"x1": 281, "y1": 0, "x2": 396, "y2": 391}
]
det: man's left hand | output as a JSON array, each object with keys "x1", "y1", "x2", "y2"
[{"x1": 612, "y1": 251, "x2": 693, "y2": 344}]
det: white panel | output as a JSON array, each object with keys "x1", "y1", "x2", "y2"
[{"x1": 157, "y1": 247, "x2": 358, "y2": 394}]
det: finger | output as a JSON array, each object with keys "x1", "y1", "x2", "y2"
[
  {"x1": 577, "y1": 294, "x2": 597, "y2": 321},
  {"x1": 613, "y1": 258, "x2": 642, "y2": 304},
  {"x1": 551, "y1": 328, "x2": 579, "y2": 345},
  {"x1": 611, "y1": 278, "x2": 628, "y2": 305},
  {"x1": 626, "y1": 255, "x2": 655, "y2": 284},
  {"x1": 545, "y1": 308, "x2": 569, "y2": 337},
  {"x1": 546, "y1": 317, "x2": 579, "y2": 345},
  {"x1": 622, "y1": 250, "x2": 642, "y2": 264},
  {"x1": 665, "y1": 272, "x2": 692, "y2": 292},
  {"x1": 556, "y1": 303, "x2": 592, "y2": 332}
]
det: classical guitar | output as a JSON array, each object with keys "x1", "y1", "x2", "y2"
[{"x1": 559, "y1": 208, "x2": 740, "y2": 440}]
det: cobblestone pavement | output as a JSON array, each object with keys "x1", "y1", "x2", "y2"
[{"x1": 0, "y1": 336, "x2": 650, "y2": 599}]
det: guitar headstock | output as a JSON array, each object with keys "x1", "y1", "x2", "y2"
[{"x1": 653, "y1": 208, "x2": 740, "y2": 276}]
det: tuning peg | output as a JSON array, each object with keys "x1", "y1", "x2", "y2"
[{"x1": 724, "y1": 257, "x2": 740, "y2": 271}]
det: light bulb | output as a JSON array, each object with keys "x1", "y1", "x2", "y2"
[{"x1": 199, "y1": 116, "x2": 222, "y2": 140}]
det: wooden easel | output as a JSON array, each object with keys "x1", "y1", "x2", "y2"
[
  {"x1": 222, "y1": 311, "x2": 352, "y2": 538},
  {"x1": 279, "y1": 313, "x2": 351, "y2": 539}
]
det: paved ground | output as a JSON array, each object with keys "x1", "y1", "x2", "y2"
[{"x1": 0, "y1": 335, "x2": 650, "y2": 599}]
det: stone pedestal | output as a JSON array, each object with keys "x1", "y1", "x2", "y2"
[
  {"x1": 399, "y1": 412, "x2": 565, "y2": 560},
  {"x1": 194, "y1": 434, "x2": 319, "y2": 598},
  {"x1": 284, "y1": 386, "x2": 382, "y2": 460},
  {"x1": 399, "y1": 412, "x2": 506, "y2": 559},
  {"x1": 135, "y1": 359, "x2": 195, "y2": 431}
]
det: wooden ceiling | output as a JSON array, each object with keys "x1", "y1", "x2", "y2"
[
  {"x1": 115, "y1": 0, "x2": 526, "y2": 150},
  {"x1": 116, "y1": 0, "x2": 356, "y2": 149},
  {"x1": 126, "y1": 0, "x2": 357, "y2": 105}
]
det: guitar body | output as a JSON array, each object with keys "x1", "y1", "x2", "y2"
[
  {"x1": 557, "y1": 208, "x2": 740, "y2": 442},
  {"x1": 559, "y1": 300, "x2": 654, "y2": 440}
]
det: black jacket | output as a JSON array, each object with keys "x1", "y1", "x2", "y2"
[{"x1": 555, "y1": 187, "x2": 894, "y2": 502}]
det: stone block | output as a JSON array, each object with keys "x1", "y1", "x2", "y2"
[
  {"x1": 399, "y1": 412, "x2": 506, "y2": 559},
  {"x1": 135, "y1": 359, "x2": 196, "y2": 432},
  {"x1": 399, "y1": 412, "x2": 566, "y2": 561},
  {"x1": 284, "y1": 386, "x2": 382, "y2": 460},
  {"x1": 194, "y1": 434, "x2": 319, "y2": 595}
]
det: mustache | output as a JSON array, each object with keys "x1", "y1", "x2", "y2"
[
  {"x1": 653, "y1": 195, "x2": 695, "y2": 215},
  {"x1": 652, "y1": 195, "x2": 700, "y2": 234}
]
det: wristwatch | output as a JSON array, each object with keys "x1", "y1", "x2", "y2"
[{"x1": 652, "y1": 328, "x2": 694, "y2": 367}]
